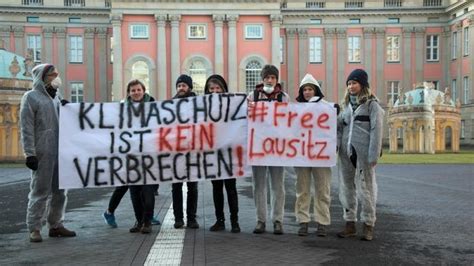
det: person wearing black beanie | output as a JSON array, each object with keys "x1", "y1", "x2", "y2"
[
  {"x1": 174, "y1": 74, "x2": 196, "y2": 98},
  {"x1": 337, "y1": 68, "x2": 384, "y2": 241}
]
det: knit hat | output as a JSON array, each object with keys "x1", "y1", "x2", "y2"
[
  {"x1": 176, "y1": 74, "x2": 193, "y2": 90},
  {"x1": 346, "y1": 69, "x2": 369, "y2": 89},
  {"x1": 260, "y1": 64, "x2": 279, "y2": 81}
]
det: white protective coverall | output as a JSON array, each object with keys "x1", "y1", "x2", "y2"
[
  {"x1": 337, "y1": 97, "x2": 384, "y2": 227},
  {"x1": 20, "y1": 64, "x2": 67, "y2": 232}
]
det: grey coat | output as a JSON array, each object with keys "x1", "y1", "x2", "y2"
[{"x1": 337, "y1": 98, "x2": 384, "y2": 169}]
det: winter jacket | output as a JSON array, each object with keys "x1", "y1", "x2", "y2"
[{"x1": 247, "y1": 83, "x2": 289, "y2": 103}]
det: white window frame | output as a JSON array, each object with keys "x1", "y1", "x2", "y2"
[
  {"x1": 130, "y1": 24, "x2": 149, "y2": 39},
  {"x1": 460, "y1": 120, "x2": 465, "y2": 139},
  {"x1": 187, "y1": 24, "x2": 207, "y2": 39},
  {"x1": 309, "y1": 36, "x2": 322, "y2": 63},
  {"x1": 426, "y1": 35, "x2": 439, "y2": 62},
  {"x1": 348, "y1": 36, "x2": 361, "y2": 63},
  {"x1": 70, "y1": 82, "x2": 84, "y2": 103},
  {"x1": 245, "y1": 24, "x2": 263, "y2": 40},
  {"x1": 69, "y1": 35, "x2": 83, "y2": 63},
  {"x1": 452, "y1": 31, "x2": 457, "y2": 59},
  {"x1": 386, "y1": 36, "x2": 400, "y2": 62},
  {"x1": 27, "y1": 35, "x2": 41, "y2": 62},
  {"x1": 245, "y1": 60, "x2": 262, "y2": 93},
  {"x1": 452, "y1": 79, "x2": 457, "y2": 101},
  {"x1": 387, "y1": 81, "x2": 400, "y2": 104},
  {"x1": 110, "y1": 36, "x2": 113, "y2": 64},
  {"x1": 279, "y1": 36, "x2": 284, "y2": 64},
  {"x1": 464, "y1": 27, "x2": 469, "y2": 56},
  {"x1": 463, "y1": 76, "x2": 469, "y2": 104}
]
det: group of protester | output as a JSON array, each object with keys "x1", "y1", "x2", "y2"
[{"x1": 19, "y1": 62, "x2": 383, "y2": 243}]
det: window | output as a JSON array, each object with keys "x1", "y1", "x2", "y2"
[
  {"x1": 27, "y1": 35, "x2": 41, "y2": 62},
  {"x1": 387, "y1": 36, "x2": 400, "y2": 62},
  {"x1": 306, "y1": 2, "x2": 325, "y2": 8},
  {"x1": 188, "y1": 25, "x2": 206, "y2": 39},
  {"x1": 397, "y1": 128, "x2": 402, "y2": 139},
  {"x1": 64, "y1": 0, "x2": 85, "y2": 7},
  {"x1": 463, "y1": 76, "x2": 469, "y2": 104},
  {"x1": 309, "y1": 37, "x2": 322, "y2": 63},
  {"x1": 110, "y1": 37, "x2": 114, "y2": 63},
  {"x1": 452, "y1": 32, "x2": 457, "y2": 59},
  {"x1": 27, "y1": 16, "x2": 39, "y2": 23},
  {"x1": 310, "y1": 19, "x2": 322, "y2": 24},
  {"x1": 385, "y1": 0, "x2": 402, "y2": 7},
  {"x1": 188, "y1": 60, "x2": 207, "y2": 95},
  {"x1": 22, "y1": 0, "x2": 43, "y2": 5},
  {"x1": 426, "y1": 35, "x2": 439, "y2": 61},
  {"x1": 280, "y1": 37, "x2": 284, "y2": 64},
  {"x1": 69, "y1": 17, "x2": 81, "y2": 23},
  {"x1": 452, "y1": 79, "x2": 457, "y2": 101},
  {"x1": 461, "y1": 120, "x2": 465, "y2": 139},
  {"x1": 245, "y1": 25, "x2": 263, "y2": 39},
  {"x1": 130, "y1": 24, "x2": 149, "y2": 39},
  {"x1": 245, "y1": 60, "x2": 262, "y2": 93},
  {"x1": 423, "y1": 0, "x2": 442, "y2": 7},
  {"x1": 70, "y1": 83, "x2": 84, "y2": 103},
  {"x1": 345, "y1": 1, "x2": 363, "y2": 8},
  {"x1": 388, "y1": 18, "x2": 400, "y2": 24},
  {"x1": 387, "y1": 81, "x2": 400, "y2": 104},
  {"x1": 69, "y1": 36, "x2": 83, "y2": 63},
  {"x1": 349, "y1": 18, "x2": 361, "y2": 24},
  {"x1": 132, "y1": 61, "x2": 149, "y2": 90},
  {"x1": 427, "y1": 80, "x2": 439, "y2": 90},
  {"x1": 348, "y1": 36, "x2": 361, "y2": 63},
  {"x1": 464, "y1": 27, "x2": 469, "y2": 56}
]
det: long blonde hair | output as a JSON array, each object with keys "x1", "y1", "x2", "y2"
[{"x1": 342, "y1": 83, "x2": 374, "y2": 106}]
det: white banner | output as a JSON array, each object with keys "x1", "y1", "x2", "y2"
[
  {"x1": 59, "y1": 94, "x2": 250, "y2": 189},
  {"x1": 247, "y1": 101, "x2": 337, "y2": 167}
]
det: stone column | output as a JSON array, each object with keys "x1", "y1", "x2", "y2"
[
  {"x1": 96, "y1": 27, "x2": 108, "y2": 101},
  {"x1": 270, "y1": 15, "x2": 282, "y2": 67},
  {"x1": 0, "y1": 26, "x2": 11, "y2": 51},
  {"x1": 442, "y1": 26, "x2": 450, "y2": 90},
  {"x1": 111, "y1": 14, "x2": 123, "y2": 101},
  {"x1": 414, "y1": 27, "x2": 425, "y2": 85},
  {"x1": 42, "y1": 26, "x2": 54, "y2": 64},
  {"x1": 227, "y1": 15, "x2": 238, "y2": 91},
  {"x1": 336, "y1": 28, "x2": 347, "y2": 101},
  {"x1": 84, "y1": 28, "x2": 95, "y2": 102},
  {"x1": 455, "y1": 22, "x2": 463, "y2": 99},
  {"x1": 402, "y1": 27, "x2": 413, "y2": 90},
  {"x1": 213, "y1": 15, "x2": 224, "y2": 76},
  {"x1": 375, "y1": 28, "x2": 385, "y2": 98},
  {"x1": 286, "y1": 28, "x2": 297, "y2": 99},
  {"x1": 324, "y1": 28, "x2": 336, "y2": 101},
  {"x1": 55, "y1": 27, "x2": 67, "y2": 98},
  {"x1": 297, "y1": 28, "x2": 308, "y2": 82},
  {"x1": 170, "y1": 15, "x2": 181, "y2": 89},
  {"x1": 12, "y1": 26, "x2": 24, "y2": 55},
  {"x1": 155, "y1": 14, "x2": 167, "y2": 99},
  {"x1": 469, "y1": 16, "x2": 474, "y2": 104},
  {"x1": 363, "y1": 27, "x2": 374, "y2": 84}
]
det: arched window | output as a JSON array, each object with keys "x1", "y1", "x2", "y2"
[
  {"x1": 188, "y1": 59, "x2": 207, "y2": 95},
  {"x1": 245, "y1": 60, "x2": 262, "y2": 93},
  {"x1": 131, "y1": 61, "x2": 149, "y2": 90}
]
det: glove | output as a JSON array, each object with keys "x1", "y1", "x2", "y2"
[
  {"x1": 26, "y1": 156, "x2": 39, "y2": 171},
  {"x1": 334, "y1": 103, "x2": 340, "y2": 115},
  {"x1": 60, "y1": 99, "x2": 69, "y2": 106}
]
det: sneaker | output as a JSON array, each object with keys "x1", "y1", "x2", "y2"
[
  {"x1": 103, "y1": 211, "x2": 117, "y2": 228},
  {"x1": 273, "y1": 221, "x2": 284, "y2": 235},
  {"x1": 337, "y1": 221, "x2": 357, "y2": 238},
  {"x1": 298, "y1": 223, "x2": 308, "y2": 236},
  {"x1": 129, "y1": 222, "x2": 142, "y2": 233},
  {"x1": 187, "y1": 219, "x2": 199, "y2": 229},
  {"x1": 253, "y1": 221, "x2": 266, "y2": 234},
  {"x1": 141, "y1": 222, "x2": 152, "y2": 234},
  {"x1": 209, "y1": 220, "x2": 225, "y2": 232},
  {"x1": 49, "y1": 226, "x2": 76, "y2": 237},
  {"x1": 231, "y1": 222, "x2": 241, "y2": 233},
  {"x1": 29, "y1": 230, "x2": 42, "y2": 243},
  {"x1": 361, "y1": 224, "x2": 374, "y2": 241},
  {"x1": 174, "y1": 219, "x2": 184, "y2": 229},
  {"x1": 316, "y1": 223, "x2": 328, "y2": 237},
  {"x1": 151, "y1": 215, "x2": 161, "y2": 225}
]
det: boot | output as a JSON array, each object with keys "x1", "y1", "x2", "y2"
[
  {"x1": 129, "y1": 222, "x2": 142, "y2": 233},
  {"x1": 49, "y1": 226, "x2": 76, "y2": 237},
  {"x1": 187, "y1": 219, "x2": 199, "y2": 229},
  {"x1": 174, "y1": 219, "x2": 184, "y2": 229},
  {"x1": 231, "y1": 222, "x2": 241, "y2": 233},
  {"x1": 297, "y1": 223, "x2": 308, "y2": 236},
  {"x1": 316, "y1": 223, "x2": 328, "y2": 237},
  {"x1": 361, "y1": 224, "x2": 374, "y2": 241},
  {"x1": 253, "y1": 221, "x2": 265, "y2": 234},
  {"x1": 337, "y1": 221, "x2": 356, "y2": 238},
  {"x1": 273, "y1": 221, "x2": 284, "y2": 235},
  {"x1": 29, "y1": 230, "x2": 42, "y2": 243},
  {"x1": 209, "y1": 220, "x2": 225, "y2": 232},
  {"x1": 141, "y1": 221, "x2": 152, "y2": 234}
]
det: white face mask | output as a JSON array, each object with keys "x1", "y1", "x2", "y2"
[
  {"x1": 50, "y1": 76, "x2": 62, "y2": 89},
  {"x1": 263, "y1": 84, "x2": 274, "y2": 94}
]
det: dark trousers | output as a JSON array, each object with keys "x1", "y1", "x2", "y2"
[
  {"x1": 108, "y1": 186, "x2": 129, "y2": 213},
  {"x1": 212, "y1": 179, "x2": 239, "y2": 223},
  {"x1": 172, "y1": 182, "x2": 198, "y2": 221},
  {"x1": 130, "y1": 185, "x2": 155, "y2": 225}
]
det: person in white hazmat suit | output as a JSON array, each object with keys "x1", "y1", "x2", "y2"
[
  {"x1": 20, "y1": 63, "x2": 76, "y2": 243},
  {"x1": 337, "y1": 69, "x2": 384, "y2": 241}
]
